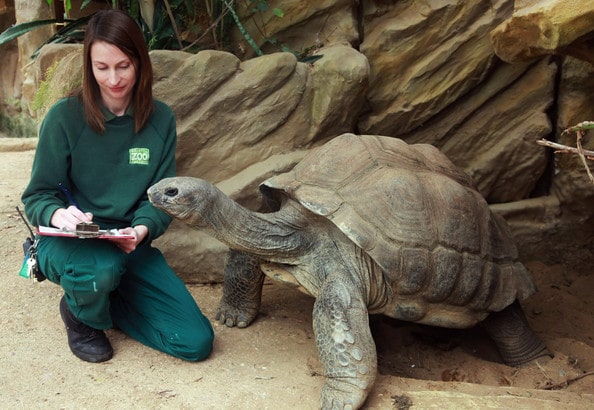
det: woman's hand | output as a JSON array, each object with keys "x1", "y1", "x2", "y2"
[
  {"x1": 50, "y1": 206, "x2": 94, "y2": 231},
  {"x1": 108, "y1": 225, "x2": 148, "y2": 254}
]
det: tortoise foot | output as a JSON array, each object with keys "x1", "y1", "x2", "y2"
[
  {"x1": 320, "y1": 380, "x2": 368, "y2": 410},
  {"x1": 215, "y1": 300, "x2": 259, "y2": 328}
]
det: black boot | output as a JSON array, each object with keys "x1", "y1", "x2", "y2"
[{"x1": 59, "y1": 296, "x2": 113, "y2": 363}]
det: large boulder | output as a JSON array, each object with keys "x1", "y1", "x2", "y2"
[
  {"x1": 491, "y1": 0, "x2": 594, "y2": 64},
  {"x1": 355, "y1": 0, "x2": 556, "y2": 203}
]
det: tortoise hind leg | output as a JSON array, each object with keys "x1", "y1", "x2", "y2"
[{"x1": 481, "y1": 300, "x2": 552, "y2": 366}]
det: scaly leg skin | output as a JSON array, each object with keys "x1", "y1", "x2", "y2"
[
  {"x1": 481, "y1": 300, "x2": 552, "y2": 366},
  {"x1": 216, "y1": 249, "x2": 265, "y2": 328},
  {"x1": 313, "y1": 275, "x2": 376, "y2": 410}
]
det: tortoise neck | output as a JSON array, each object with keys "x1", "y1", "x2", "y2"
[{"x1": 200, "y1": 193, "x2": 311, "y2": 261}]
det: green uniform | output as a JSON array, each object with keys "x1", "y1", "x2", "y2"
[{"x1": 21, "y1": 97, "x2": 213, "y2": 361}]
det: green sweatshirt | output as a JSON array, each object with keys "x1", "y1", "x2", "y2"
[{"x1": 21, "y1": 97, "x2": 176, "y2": 241}]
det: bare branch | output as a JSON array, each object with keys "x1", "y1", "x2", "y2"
[
  {"x1": 162, "y1": 0, "x2": 183, "y2": 50},
  {"x1": 538, "y1": 121, "x2": 594, "y2": 184},
  {"x1": 543, "y1": 370, "x2": 594, "y2": 390},
  {"x1": 575, "y1": 129, "x2": 594, "y2": 183},
  {"x1": 536, "y1": 139, "x2": 594, "y2": 158}
]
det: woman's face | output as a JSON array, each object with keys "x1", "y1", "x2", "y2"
[{"x1": 90, "y1": 40, "x2": 137, "y2": 114}]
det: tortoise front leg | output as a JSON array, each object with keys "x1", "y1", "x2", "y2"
[
  {"x1": 313, "y1": 274, "x2": 376, "y2": 410},
  {"x1": 216, "y1": 249, "x2": 265, "y2": 328}
]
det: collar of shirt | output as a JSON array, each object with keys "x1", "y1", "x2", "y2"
[{"x1": 102, "y1": 105, "x2": 135, "y2": 121}]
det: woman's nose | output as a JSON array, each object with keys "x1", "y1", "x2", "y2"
[{"x1": 108, "y1": 69, "x2": 120, "y2": 85}]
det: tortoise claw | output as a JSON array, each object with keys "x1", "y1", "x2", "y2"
[{"x1": 215, "y1": 303, "x2": 257, "y2": 328}]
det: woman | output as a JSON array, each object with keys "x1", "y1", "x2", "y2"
[{"x1": 21, "y1": 9, "x2": 214, "y2": 363}]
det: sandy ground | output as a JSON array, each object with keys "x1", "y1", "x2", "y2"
[{"x1": 1, "y1": 137, "x2": 593, "y2": 409}]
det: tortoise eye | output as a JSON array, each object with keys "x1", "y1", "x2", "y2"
[{"x1": 165, "y1": 188, "x2": 179, "y2": 197}]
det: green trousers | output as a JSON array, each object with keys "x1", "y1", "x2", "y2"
[{"x1": 37, "y1": 235, "x2": 214, "y2": 361}]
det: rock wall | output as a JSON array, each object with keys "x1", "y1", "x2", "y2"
[
  {"x1": 0, "y1": 0, "x2": 19, "y2": 110},
  {"x1": 8, "y1": 0, "x2": 594, "y2": 281}
]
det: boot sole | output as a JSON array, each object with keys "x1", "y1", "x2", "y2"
[{"x1": 70, "y1": 347, "x2": 113, "y2": 363}]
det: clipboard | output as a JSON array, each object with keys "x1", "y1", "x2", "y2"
[{"x1": 36, "y1": 226, "x2": 134, "y2": 239}]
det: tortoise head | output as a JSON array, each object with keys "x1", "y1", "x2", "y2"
[{"x1": 148, "y1": 176, "x2": 217, "y2": 224}]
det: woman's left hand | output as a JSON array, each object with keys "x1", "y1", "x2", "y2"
[{"x1": 108, "y1": 225, "x2": 148, "y2": 254}]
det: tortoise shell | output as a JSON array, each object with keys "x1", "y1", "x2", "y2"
[{"x1": 261, "y1": 134, "x2": 535, "y2": 326}]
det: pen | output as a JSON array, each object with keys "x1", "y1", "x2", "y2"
[{"x1": 58, "y1": 182, "x2": 81, "y2": 209}]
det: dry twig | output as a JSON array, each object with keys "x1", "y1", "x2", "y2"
[
  {"x1": 543, "y1": 370, "x2": 594, "y2": 390},
  {"x1": 537, "y1": 121, "x2": 594, "y2": 184},
  {"x1": 536, "y1": 139, "x2": 594, "y2": 159}
]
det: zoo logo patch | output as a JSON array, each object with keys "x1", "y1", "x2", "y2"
[{"x1": 129, "y1": 148, "x2": 150, "y2": 165}]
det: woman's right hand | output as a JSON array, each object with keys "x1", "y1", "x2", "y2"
[{"x1": 50, "y1": 205, "x2": 94, "y2": 231}]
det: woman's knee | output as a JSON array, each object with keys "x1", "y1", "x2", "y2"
[
  {"x1": 92, "y1": 261, "x2": 125, "y2": 292},
  {"x1": 169, "y1": 321, "x2": 214, "y2": 362},
  {"x1": 61, "y1": 254, "x2": 126, "y2": 305}
]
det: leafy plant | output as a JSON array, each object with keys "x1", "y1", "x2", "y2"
[
  {"x1": 224, "y1": 0, "x2": 322, "y2": 63},
  {"x1": 0, "y1": 0, "x2": 321, "y2": 61},
  {"x1": 222, "y1": 0, "x2": 262, "y2": 56},
  {"x1": 140, "y1": 0, "x2": 228, "y2": 52},
  {"x1": 244, "y1": 0, "x2": 284, "y2": 40},
  {"x1": 0, "y1": 18, "x2": 72, "y2": 46},
  {"x1": 0, "y1": 98, "x2": 38, "y2": 138},
  {"x1": 32, "y1": 52, "x2": 83, "y2": 115},
  {"x1": 0, "y1": 1, "x2": 235, "y2": 54}
]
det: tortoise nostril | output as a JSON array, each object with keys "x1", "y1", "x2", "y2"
[{"x1": 165, "y1": 188, "x2": 178, "y2": 197}]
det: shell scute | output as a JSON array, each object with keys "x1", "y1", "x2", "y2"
[
  {"x1": 469, "y1": 262, "x2": 500, "y2": 310},
  {"x1": 426, "y1": 247, "x2": 462, "y2": 303},
  {"x1": 398, "y1": 247, "x2": 429, "y2": 295},
  {"x1": 448, "y1": 254, "x2": 484, "y2": 306}
]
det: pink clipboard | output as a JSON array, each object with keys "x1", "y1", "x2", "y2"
[{"x1": 36, "y1": 226, "x2": 134, "y2": 239}]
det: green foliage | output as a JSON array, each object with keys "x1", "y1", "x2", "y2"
[
  {"x1": 0, "y1": 16, "x2": 89, "y2": 60},
  {"x1": 0, "y1": 0, "x2": 320, "y2": 61},
  {"x1": 247, "y1": 0, "x2": 283, "y2": 17},
  {"x1": 223, "y1": 0, "x2": 262, "y2": 56},
  {"x1": 32, "y1": 51, "x2": 83, "y2": 116},
  {"x1": 34, "y1": 16, "x2": 89, "y2": 58},
  {"x1": 0, "y1": 99, "x2": 37, "y2": 138},
  {"x1": 134, "y1": 0, "x2": 231, "y2": 52},
  {"x1": 231, "y1": 0, "x2": 322, "y2": 63},
  {"x1": 1, "y1": 1, "x2": 237, "y2": 54},
  {"x1": 562, "y1": 121, "x2": 594, "y2": 135},
  {"x1": 0, "y1": 19, "x2": 71, "y2": 45}
]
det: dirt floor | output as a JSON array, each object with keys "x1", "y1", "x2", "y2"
[{"x1": 1, "y1": 137, "x2": 593, "y2": 409}]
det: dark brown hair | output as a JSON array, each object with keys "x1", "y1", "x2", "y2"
[{"x1": 81, "y1": 9, "x2": 153, "y2": 134}]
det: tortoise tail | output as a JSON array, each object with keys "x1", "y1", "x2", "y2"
[{"x1": 481, "y1": 300, "x2": 552, "y2": 366}]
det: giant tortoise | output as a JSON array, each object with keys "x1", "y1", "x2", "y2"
[{"x1": 147, "y1": 133, "x2": 550, "y2": 409}]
